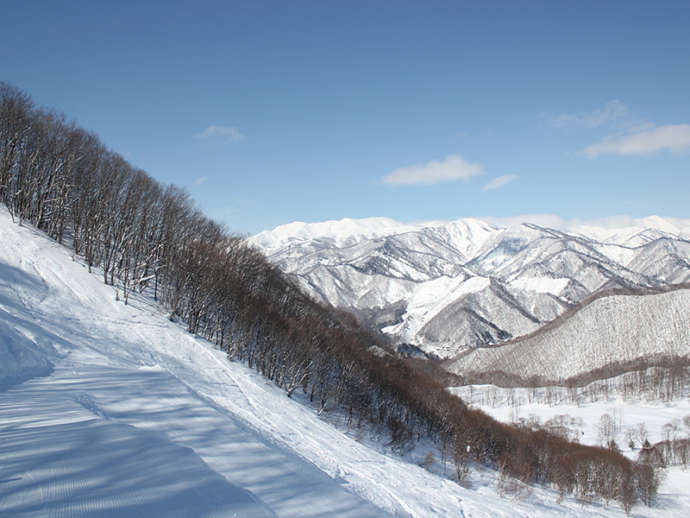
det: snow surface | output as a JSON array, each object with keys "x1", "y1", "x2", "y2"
[
  {"x1": 383, "y1": 276, "x2": 491, "y2": 343},
  {"x1": 508, "y1": 276, "x2": 570, "y2": 295},
  {"x1": 451, "y1": 382, "x2": 690, "y2": 518},
  {"x1": 3, "y1": 210, "x2": 674, "y2": 517},
  {"x1": 250, "y1": 217, "x2": 420, "y2": 256},
  {"x1": 451, "y1": 383, "x2": 690, "y2": 451},
  {"x1": 251, "y1": 216, "x2": 690, "y2": 253}
]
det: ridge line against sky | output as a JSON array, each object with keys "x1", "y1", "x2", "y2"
[
  {"x1": 2, "y1": 1, "x2": 689, "y2": 234},
  {"x1": 255, "y1": 213, "x2": 690, "y2": 236}
]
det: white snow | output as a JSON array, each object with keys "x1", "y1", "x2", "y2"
[
  {"x1": 383, "y1": 275, "x2": 490, "y2": 342},
  {"x1": 509, "y1": 276, "x2": 570, "y2": 295},
  {"x1": 451, "y1": 383, "x2": 690, "y2": 451},
  {"x1": 250, "y1": 217, "x2": 420, "y2": 255},
  {"x1": 451, "y1": 382, "x2": 690, "y2": 517},
  {"x1": 0, "y1": 213, "x2": 393, "y2": 518}
]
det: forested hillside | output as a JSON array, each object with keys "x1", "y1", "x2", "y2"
[
  {"x1": 0, "y1": 81, "x2": 660, "y2": 513},
  {"x1": 449, "y1": 286, "x2": 690, "y2": 386}
]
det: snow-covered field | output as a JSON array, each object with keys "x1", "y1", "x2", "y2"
[
  {"x1": 451, "y1": 383, "x2": 690, "y2": 517},
  {"x1": 451, "y1": 383, "x2": 690, "y2": 451},
  {"x1": 1, "y1": 210, "x2": 688, "y2": 517}
]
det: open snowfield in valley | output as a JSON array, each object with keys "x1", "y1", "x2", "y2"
[
  {"x1": 1, "y1": 209, "x2": 688, "y2": 517},
  {"x1": 451, "y1": 383, "x2": 690, "y2": 517}
]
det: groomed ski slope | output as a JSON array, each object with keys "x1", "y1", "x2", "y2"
[{"x1": 0, "y1": 210, "x2": 684, "y2": 517}]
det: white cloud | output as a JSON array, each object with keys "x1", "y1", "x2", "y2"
[
  {"x1": 195, "y1": 125, "x2": 245, "y2": 141},
  {"x1": 382, "y1": 155, "x2": 482, "y2": 185},
  {"x1": 550, "y1": 100, "x2": 631, "y2": 129},
  {"x1": 192, "y1": 176, "x2": 208, "y2": 186},
  {"x1": 583, "y1": 124, "x2": 690, "y2": 157},
  {"x1": 550, "y1": 101, "x2": 690, "y2": 158},
  {"x1": 483, "y1": 174, "x2": 518, "y2": 191}
]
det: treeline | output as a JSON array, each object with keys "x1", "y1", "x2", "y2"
[
  {"x1": 639, "y1": 439, "x2": 690, "y2": 469},
  {"x1": 458, "y1": 355, "x2": 690, "y2": 404},
  {"x1": 0, "y1": 81, "x2": 657, "y2": 513},
  {"x1": 457, "y1": 365, "x2": 689, "y2": 411}
]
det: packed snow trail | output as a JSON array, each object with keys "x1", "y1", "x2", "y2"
[
  {"x1": 0, "y1": 375, "x2": 270, "y2": 518},
  {"x1": 0, "y1": 363, "x2": 385, "y2": 517},
  {"x1": 1, "y1": 210, "x2": 685, "y2": 517}
]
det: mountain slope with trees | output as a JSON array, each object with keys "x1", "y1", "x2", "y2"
[
  {"x1": 0, "y1": 81, "x2": 661, "y2": 514},
  {"x1": 447, "y1": 286, "x2": 690, "y2": 385}
]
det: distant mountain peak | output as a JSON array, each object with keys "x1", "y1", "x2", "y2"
[{"x1": 250, "y1": 215, "x2": 690, "y2": 359}]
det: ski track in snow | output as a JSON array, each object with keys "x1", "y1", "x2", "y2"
[{"x1": 1, "y1": 211, "x2": 689, "y2": 517}]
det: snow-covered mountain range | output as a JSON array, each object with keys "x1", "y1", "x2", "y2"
[{"x1": 250, "y1": 216, "x2": 690, "y2": 359}]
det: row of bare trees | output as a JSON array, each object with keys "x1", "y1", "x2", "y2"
[
  {"x1": 0, "y1": 81, "x2": 658, "y2": 513},
  {"x1": 640, "y1": 416, "x2": 690, "y2": 469},
  {"x1": 461, "y1": 356, "x2": 690, "y2": 405},
  {"x1": 462, "y1": 365, "x2": 689, "y2": 411}
]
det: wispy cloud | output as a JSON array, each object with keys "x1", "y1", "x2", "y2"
[
  {"x1": 194, "y1": 125, "x2": 245, "y2": 142},
  {"x1": 550, "y1": 101, "x2": 690, "y2": 158},
  {"x1": 584, "y1": 124, "x2": 690, "y2": 157},
  {"x1": 382, "y1": 155, "x2": 482, "y2": 185},
  {"x1": 549, "y1": 100, "x2": 631, "y2": 129},
  {"x1": 192, "y1": 176, "x2": 208, "y2": 186},
  {"x1": 483, "y1": 174, "x2": 518, "y2": 191}
]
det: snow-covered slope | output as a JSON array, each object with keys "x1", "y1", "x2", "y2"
[
  {"x1": 249, "y1": 216, "x2": 690, "y2": 359},
  {"x1": 5, "y1": 210, "x2": 668, "y2": 517},
  {"x1": 447, "y1": 287, "x2": 690, "y2": 382}
]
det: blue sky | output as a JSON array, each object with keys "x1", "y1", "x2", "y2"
[{"x1": 2, "y1": 1, "x2": 689, "y2": 234}]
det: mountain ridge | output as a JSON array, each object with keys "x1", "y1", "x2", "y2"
[
  {"x1": 447, "y1": 285, "x2": 690, "y2": 384},
  {"x1": 249, "y1": 216, "x2": 690, "y2": 359}
]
